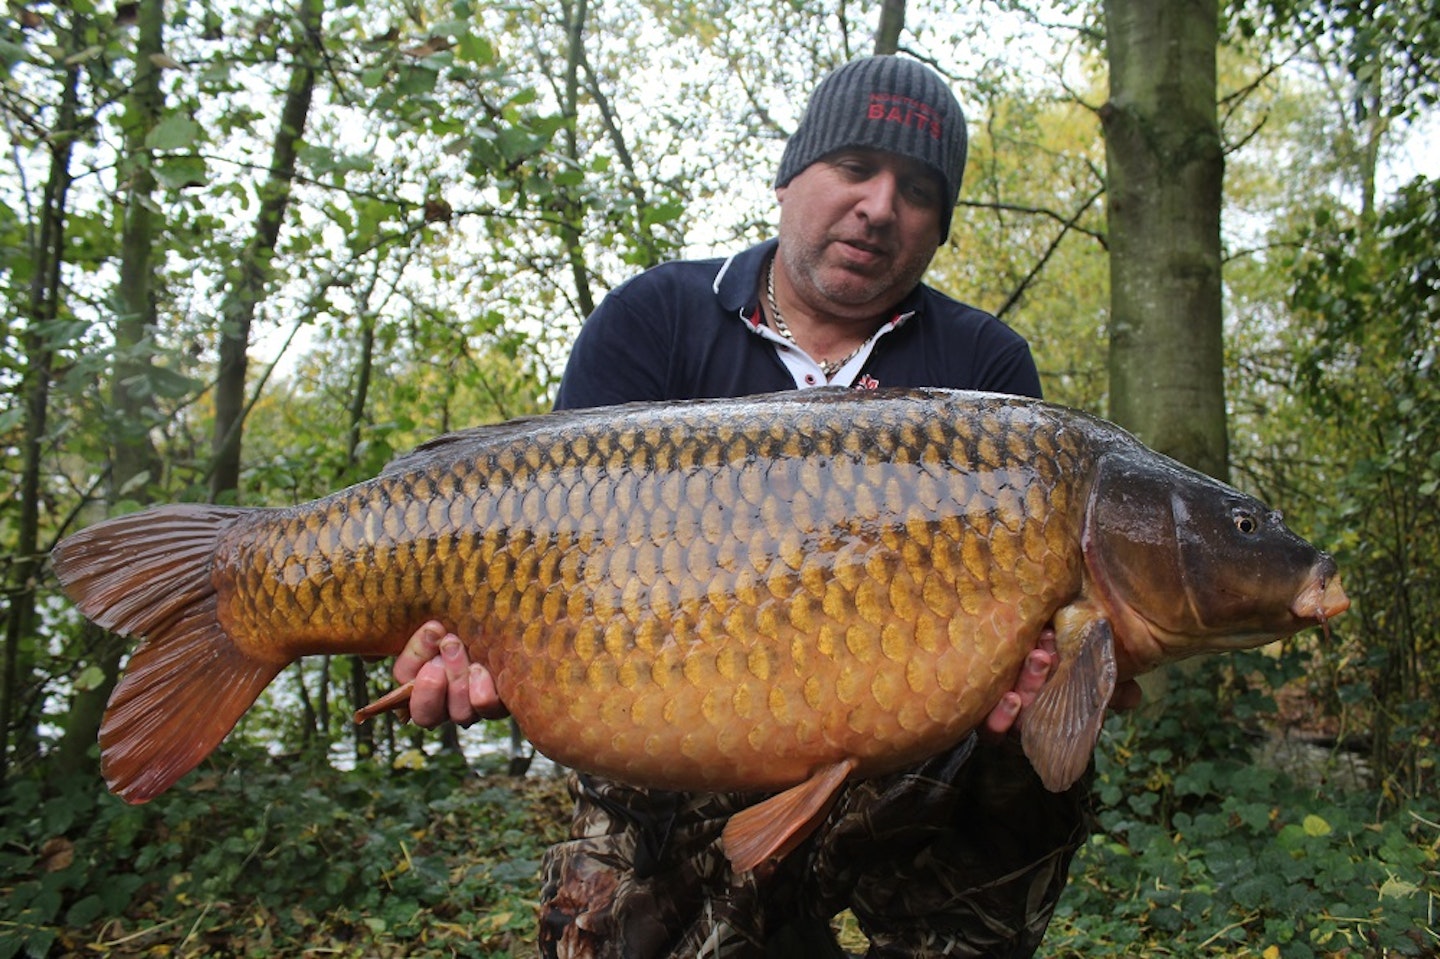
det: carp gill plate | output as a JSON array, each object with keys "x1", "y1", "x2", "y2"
[{"x1": 51, "y1": 388, "x2": 1348, "y2": 871}]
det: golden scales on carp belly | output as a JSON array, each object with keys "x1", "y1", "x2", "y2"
[{"x1": 51, "y1": 387, "x2": 1349, "y2": 872}]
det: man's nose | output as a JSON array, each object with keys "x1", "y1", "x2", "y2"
[{"x1": 853, "y1": 172, "x2": 899, "y2": 225}]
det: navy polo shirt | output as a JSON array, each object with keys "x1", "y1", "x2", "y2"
[{"x1": 554, "y1": 239, "x2": 1041, "y2": 411}]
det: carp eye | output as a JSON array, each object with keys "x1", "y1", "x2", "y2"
[{"x1": 1233, "y1": 510, "x2": 1259, "y2": 535}]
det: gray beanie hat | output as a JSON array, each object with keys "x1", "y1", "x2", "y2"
[{"x1": 775, "y1": 56, "x2": 967, "y2": 239}]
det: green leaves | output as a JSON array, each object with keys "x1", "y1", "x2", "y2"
[
  {"x1": 1058, "y1": 726, "x2": 1440, "y2": 956},
  {"x1": 153, "y1": 154, "x2": 208, "y2": 189},
  {"x1": 143, "y1": 113, "x2": 202, "y2": 151},
  {"x1": 0, "y1": 762, "x2": 570, "y2": 956},
  {"x1": 1286, "y1": 177, "x2": 1440, "y2": 804}
]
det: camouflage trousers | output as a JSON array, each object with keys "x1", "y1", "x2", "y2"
[{"x1": 536, "y1": 735, "x2": 1091, "y2": 958}]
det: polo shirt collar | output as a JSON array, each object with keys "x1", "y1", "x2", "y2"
[{"x1": 712, "y1": 239, "x2": 777, "y2": 316}]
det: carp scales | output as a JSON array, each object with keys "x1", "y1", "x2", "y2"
[{"x1": 51, "y1": 388, "x2": 1348, "y2": 872}]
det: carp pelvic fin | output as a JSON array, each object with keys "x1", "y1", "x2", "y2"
[
  {"x1": 1021, "y1": 616, "x2": 1117, "y2": 792},
  {"x1": 722, "y1": 758, "x2": 858, "y2": 874},
  {"x1": 51, "y1": 505, "x2": 282, "y2": 803}
]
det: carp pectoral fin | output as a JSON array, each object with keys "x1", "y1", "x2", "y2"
[
  {"x1": 722, "y1": 758, "x2": 858, "y2": 874},
  {"x1": 1021, "y1": 617, "x2": 1117, "y2": 792}
]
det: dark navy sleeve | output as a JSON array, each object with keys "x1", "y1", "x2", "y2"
[
  {"x1": 973, "y1": 334, "x2": 1043, "y2": 400},
  {"x1": 554, "y1": 253, "x2": 798, "y2": 411},
  {"x1": 862, "y1": 290, "x2": 1044, "y2": 401},
  {"x1": 554, "y1": 277, "x2": 676, "y2": 412}
]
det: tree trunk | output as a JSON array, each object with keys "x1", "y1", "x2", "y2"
[
  {"x1": 345, "y1": 313, "x2": 378, "y2": 762},
  {"x1": 50, "y1": 624, "x2": 122, "y2": 775},
  {"x1": 1101, "y1": 0, "x2": 1226, "y2": 480},
  {"x1": 874, "y1": 0, "x2": 905, "y2": 55},
  {"x1": 1101, "y1": 0, "x2": 1225, "y2": 712},
  {"x1": 110, "y1": 0, "x2": 166, "y2": 496},
  {"x1": 558, "y1": 0, "x2": 596, "y2": 317},
  {"x1": 318, "y1": 655, "x2": 331, "y2": 738},
  {"x1": 210, "y1": 0, "x2": 321, "y2": 501},
  {"x1": 349, "y1": 665, "x2": 373, "y2": 762},
  {"x1": 52, "y1": 0, "x2": 169, "y2": 779},
  {"x1": 0, "y1": 33, "x2": 82, "y2": 788}
]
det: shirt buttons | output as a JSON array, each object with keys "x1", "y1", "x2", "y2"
[{"x1": 804, "y1": 374, "x2": 818, "y2": 385}]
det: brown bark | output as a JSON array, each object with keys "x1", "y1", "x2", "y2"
[
  {"x1": 1, "y1": 26, "x2": 82, "y2": 787},
  {"x1": 52, "y1": 0, "x2": 169, "y2": 779},
  {"x1": 210, "y1": 0, "x2": 322, "y2": 502},
  {"x1": 1101, "y1": 0, "x2": 1227, "y2": 480}
]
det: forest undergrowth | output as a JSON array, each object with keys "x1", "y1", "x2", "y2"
[{"x1": 2, "y1": 717, "x2": 1436, "y2": 959}]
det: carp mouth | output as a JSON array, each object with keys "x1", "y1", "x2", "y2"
[{"x1": 1290, "y1": 565, "x2": 1350, "y2": 635}]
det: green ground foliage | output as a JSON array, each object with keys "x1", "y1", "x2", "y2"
[
  {"x1": 2, "y1": 707, "x2": 1436, "y2": 958},
  {"x1": 1049, "y1": 667, "x2": 1440, "y2": 957},
  {"x1": 0, "y1": 750, "x2": 571, "y2": 958}
]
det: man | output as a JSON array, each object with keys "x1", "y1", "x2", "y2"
[{"x1": 394, "y1": 55, "x2": 1127, "y2": 957}]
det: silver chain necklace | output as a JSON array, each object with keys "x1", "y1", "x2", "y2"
[{"x1": 766, "y1": 257, "x2": 865, "y2": 379}]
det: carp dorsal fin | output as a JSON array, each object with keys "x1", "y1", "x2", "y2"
[
  {"x1": 380, "y1": 401, "x2": 688, "y2": 476},
  {"x1": 381, "y1": 418, "x2": 557, "y2": 475},
  {"x1": 1021, "y1": 615, "x2": 1117, "y2": 792},
  {"x1": 722, "y1": 758, "x2": 858, "y2": 874}
]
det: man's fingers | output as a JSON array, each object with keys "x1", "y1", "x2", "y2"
[
  {"x1": 1036, "y1": 626, "x2": 1058, "y2": 658},
  {"x1": 407, "y1": 658, "x2": 451, "y2": 728},
  {"x1": 983, "y1": 642, "x2": 1057, "y2": 740},
  {"x1": 984, "y1": 691, "x2": 1023, "y2": 737},
  {"x1": 441, "y1": 637, "x2": 477, "y2": 723},
  {"x1": 983, "y1": 628, "x2": 1141, "y2": 742},
  {"x1": 393, "y1": 620, "x2": 448, "y2": 683},
  {"x1": 404, "y1": 634, "x2": 510, "y2": 726},
  {"x1": 1013, "y1": 648, "x2": 1054, "y2": 701},
  {"x1": 470, "y1": 664, "x2": 511, "y2": 721}
]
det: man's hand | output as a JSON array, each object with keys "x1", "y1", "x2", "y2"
[
  {"x1": 394, "y1": 621, "x2": 509, "y2": 727},
  {"x1": 981, "y1": 627, "x2": 1143, "y2": 738},
  {"x1": 982, "y1": 628, "x2": 1058, "y2": 738}
]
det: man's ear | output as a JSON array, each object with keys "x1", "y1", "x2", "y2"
[{"x1": 775, "y1": 186, "x2": 787, "y2": 205}]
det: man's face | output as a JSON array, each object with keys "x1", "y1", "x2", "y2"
[{"x1": 775, "y1": 148, "x2": 946, "y2": 321}]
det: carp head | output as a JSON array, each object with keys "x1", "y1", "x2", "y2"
[{"x1": 1082, "y1": 451, "x2": 1349, "y2": 670}]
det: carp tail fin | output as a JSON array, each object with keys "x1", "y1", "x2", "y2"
[
  {"x1": 1022, "y1": 615, "x2": 1117, "y2": 792},
  {"x1": 52, "y1": 505, "x2": 282, "y2": 803},
  {"x1": 722, "y1": 758, "x2": 857, "y2": 874},
  {"x1": 98, "y1": 596, "x2": 283, "y2": 802},
  {"x1": 51, "y1": 504, "x2": 248, "y2": 635}
]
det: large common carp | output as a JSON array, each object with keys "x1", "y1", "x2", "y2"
[{"x1": 52, "y1": 388, "x2": 1347, "y2": 871}]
